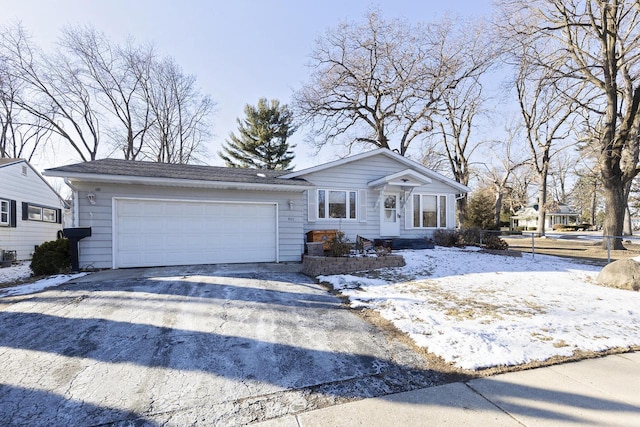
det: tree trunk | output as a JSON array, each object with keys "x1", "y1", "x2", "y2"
[
  {"x1": 624, "y1": 205, "x2": 632, "y2": 236},
  {"x1": 623, "y1": 180, "x2": 633, "y2": 236},
  {"x1": 457, "y1": 195, "x2": 467, "y2": 228},
  {"x1": 537, "y1": 167, "x2": 549, "y2": 237},
  {"x1": 495, "y1": 192, "x2": 503, "y2": 229},
  {"x1": 602, "y1": 181, "x2": 626, "y2": 250},
  {"x1": 591, "y1": 180, "x2": 597, "y2": 226}
]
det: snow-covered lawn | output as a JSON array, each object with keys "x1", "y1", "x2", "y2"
[
  {"x1": 0, "y1": 262, "x2": 85, "y2": 297},
  {"x1": 319, "y1": 247, "x2": 640, "y2": 370}
]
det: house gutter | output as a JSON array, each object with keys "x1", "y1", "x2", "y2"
[{"x1": 47, "y1": 172, "x2": 313, "y2": 193}]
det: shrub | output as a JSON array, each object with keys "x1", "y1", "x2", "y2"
[
  {"x1": 433, "y1": 229, "x2": 460, "y2": 247},
  {"x1": 30, "y1": 238, "x2": 71, "y2": 276},
  {"x1": 459, "y1": 227, "x2": 482, "y2": 246},
  {"x1": 326, "y1": 231, "x2": 352, "y2": 257},
  {"x1": 483, "y1": 234, "x2": 509, "y2": 250}
]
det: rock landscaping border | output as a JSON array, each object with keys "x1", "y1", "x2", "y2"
[{"x1": 302, "y1": 254, "x2": 405, "y2": 276}]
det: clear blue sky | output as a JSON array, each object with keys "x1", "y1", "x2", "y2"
[{"x1": 2, "y1": 0, "x2": 496, "y2": 171}]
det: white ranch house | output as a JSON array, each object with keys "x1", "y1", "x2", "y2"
[
  {"x1": 45, "y1": 149, "x2": 469, "y2": 270},
  {"x1": 510, "y1": 203, "x2": 580, "y2": 231}
]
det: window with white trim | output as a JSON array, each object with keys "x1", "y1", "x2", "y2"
[
  {"x1": 0, "y1": 199, "x2": 9, "y2": 226},
  {"x1": 412, "y1": 194, "x2": 448, "y2": 228},
  {"x1": 25, "y1": 203, "x2": 59, "y2": 223},
  {"x1": 318, "y1": 189, "x2": 357, "y2": 219}
]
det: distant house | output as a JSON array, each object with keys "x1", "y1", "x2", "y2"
[
  {"x1": 0, "y1": 159, "x2": 67, "y2": 261},
  {"x1": 510, "y1": 203, "x2": 580, "y2": 231},
  {"x1": 45, "y1": 149, "x2": 470, "y2": 269}
]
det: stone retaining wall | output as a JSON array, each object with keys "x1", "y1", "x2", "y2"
[{"x1": 302, "y1": 254, "x2": 405, "y2": 277}]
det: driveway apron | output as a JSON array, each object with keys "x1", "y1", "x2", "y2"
[{"x1": 0, "y1": 266, "x2": 444, "y2": 426}]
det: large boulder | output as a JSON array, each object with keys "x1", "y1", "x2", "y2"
[{"x1": 596, "y1": 259, "x2": 640, "y2": 291}]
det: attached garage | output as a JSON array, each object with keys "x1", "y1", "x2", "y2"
[
  {"x1": 114, "y1": 198, "x2": 278, "y2": 268},
  {"x1": 45, "y1": 159, "x2": 309, "y2": 269}
]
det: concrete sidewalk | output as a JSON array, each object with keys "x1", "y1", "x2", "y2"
[{"x1": 255, "y1": 352, "x2": 640, "y2": 426}]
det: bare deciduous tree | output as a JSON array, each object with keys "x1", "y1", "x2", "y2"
[
  {"x1": 0, "y1": 61, "x2": 51, "y2": 160},
  {"x1": 0, "y1": 23, "x2": 101, "y2": 161},
  {"x1": 143, "y1": 58, "x2": 214, "y2": 164},
  {"x1": 0, "y1": 23, "x2": 215, "y2": 165},
  {"x1": 425, "y1": 78, "x2": 489, "y2": 226},
  {"x1": 548, "y1": 151, "x2": 577, "y2": 205},
  {"x1": 514, "y1": 58, "x2": 579, "y2": 236},
  {"x1": 480, "y1": 124, "x2": 530, "y2": 228},
  {"x1": 295, "y1": 10, "x2": 496, "y2": 156},
  {"x1": 60, "y1": 26, "x2": 155, "y2": 160},
  {"x1": 497, "y1": 0, "x2": 640, "y2": 248}
]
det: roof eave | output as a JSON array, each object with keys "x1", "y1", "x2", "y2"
[{"x1": 44, "y1": 171, "x2": 311, "y2": 192}]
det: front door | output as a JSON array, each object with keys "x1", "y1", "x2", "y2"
[{"x1": 380, "y1": 193, "x2": 400, "y2": 236}]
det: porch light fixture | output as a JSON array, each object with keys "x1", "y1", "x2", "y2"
[
  {"x1": 288, "y1": 200, "x2": 294, "y2": 210},
  {"x1": 87, "y1": 192, "x2": 96, "y2": 205}
]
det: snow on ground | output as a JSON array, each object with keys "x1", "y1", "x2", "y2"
[
  {"x1": 319, "y1": 247, "x2": 640, "y2": 370},
  {"x1": 0, "y1": 262, "x2": 86, "y2": 297},
  {"x1": 0, "y1": 262, "x2": 32, "y2": 283}
]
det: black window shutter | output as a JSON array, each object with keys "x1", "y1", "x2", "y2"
[
  {"x1": 56, "y1": 208, "x2": 62, "y2": 224},
  {"x1": 10, "y1": 200, "x2": 16, "y2": 227},
  {"x1": 22, "y1": 202, "x2": 28, "y2": 220}
]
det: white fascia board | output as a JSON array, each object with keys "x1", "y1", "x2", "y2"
[{"x1": 45, "y1": 172, "x2": 311, "y2": 192}]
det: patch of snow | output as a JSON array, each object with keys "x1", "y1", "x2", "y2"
[
  {"x1": 1, "y1": 274, "x2": 86, "y2": 297},
  {"x1": 0, "y1": 262, "x2": 32, "y2": 283},
  {"x1": 318, "y1": 247, "x2": 640, "y2": 370}
]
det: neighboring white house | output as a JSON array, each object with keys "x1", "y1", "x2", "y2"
[
  {"x1": 45, "y1": 149, "x2": 469, "y2": 270},
  {"x1": 0, "y1": 159, "x2": 67, "y2": 261},
  {"x1": 510, "y1": 203, "x2": 580, "y2": 231}
]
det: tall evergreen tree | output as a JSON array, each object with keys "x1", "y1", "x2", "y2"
[{"x1": 219, "y1": 98, "x2": 296, "y2": 170}]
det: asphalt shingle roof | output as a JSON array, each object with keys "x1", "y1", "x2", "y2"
[
  {"x1": 0, "y1": 158, "x2": 23, "y2": 167},
  {"x1": 46, "y1": 158, "x2": 309, "y2": 186}
]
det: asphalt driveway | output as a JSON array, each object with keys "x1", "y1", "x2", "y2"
[{"x1": 0, "y1": 264, "x2": 451, "y2": 426}]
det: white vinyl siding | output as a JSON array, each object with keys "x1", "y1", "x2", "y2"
[{"x1": 0, "y1": 161, "x2": 65, "y2": 260}]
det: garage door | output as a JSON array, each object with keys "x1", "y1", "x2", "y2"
[{"x1": 114, "y1": 199, "x2": 277, "y2": 268}]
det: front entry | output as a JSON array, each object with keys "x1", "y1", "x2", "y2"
[{"x1": 380, "y1": 193, "x2": 400, "y2": 236}]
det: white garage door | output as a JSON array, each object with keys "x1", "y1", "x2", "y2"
[{"x1": 114, "y1": 199, "x2": 277, "y2": 268}]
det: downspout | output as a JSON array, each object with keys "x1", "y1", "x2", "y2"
[{"x1": 64, "y1": 178, "x2": 79, "y2": 227}]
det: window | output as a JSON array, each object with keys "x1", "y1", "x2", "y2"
[
  {"x1": 28, "y1": 205, "x2": 43, "y2": 221},
  {"x1": 23, "y1": 203, "x2": 59, "y2": 223},
  {"x1": 43, "y1": 208, "x2": 57, "y2": 222},
  {"x1": 318, "y1": 189, "x2": 357, "y2": 219},
  {"x1": 0, "y1": 199, "x2": 9, "y2": 226},
  {"x1": 412, "y1": 194, "x2": 448, "y2": 228}
]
